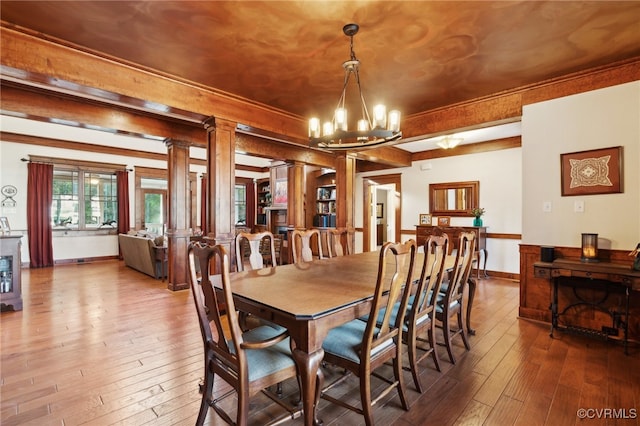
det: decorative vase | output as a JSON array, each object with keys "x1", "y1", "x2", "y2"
[{"x1": 473, "y1": 217, "x2": 483, "y2": 227}]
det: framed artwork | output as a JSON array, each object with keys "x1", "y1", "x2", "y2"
[
  {"x1": 273, "y1": 179, "x2": 288, "y2": 206},
  {"x1": 419, "y1": 214, "x2": 432, "y2": 225},
  {"x1": 561, "y1": 146, "x2": 623, "y2": 196},
  {"x1": 437, "y1": 216, "x2": 451, "y2": 226},
  {"x1": 0, "y1": 216, "x2": 10, "y2": 232},
  {"x1": 376, "y1": 203, "x2": 384, "y2": 219}
]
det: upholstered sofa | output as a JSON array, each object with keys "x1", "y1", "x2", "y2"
[{"x1": 118, "y1": 233, "x2": 166, "y2": 279}]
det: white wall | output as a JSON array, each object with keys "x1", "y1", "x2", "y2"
[
  {"x1": 522, "y1": 81, "x2": 640, "y2": 249},
  {"x1": 356, "y1": 147, "x2": 523, "y2": 274}
]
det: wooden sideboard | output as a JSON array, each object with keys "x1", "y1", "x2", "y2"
[{"x1": 415, "y1": 225, "x2": 488, "y2": 278}]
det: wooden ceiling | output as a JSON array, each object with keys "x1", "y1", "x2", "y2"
[{"x1": 2, "y1": 0, "x2": 639, "y2": 124}]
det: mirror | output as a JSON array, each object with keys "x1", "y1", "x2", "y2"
[{"x1": 429, "y1": 181, "x2": 479, "y2": 217}]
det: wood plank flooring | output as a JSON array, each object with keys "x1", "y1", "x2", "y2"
[{"x1": 1, "y1": 260, "x2": 639, "y2": 425}]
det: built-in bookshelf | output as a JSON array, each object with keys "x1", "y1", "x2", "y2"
[
  {"x1": 313, "y1": 169, "x2": 336, "y2": 228},
  {"x1": 256, "y1": 178, "x2": 270, "y2": 225}
]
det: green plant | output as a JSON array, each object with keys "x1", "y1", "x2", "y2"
[{"x1": 471, "y1": 207, "x2": 485, "y2": 218}]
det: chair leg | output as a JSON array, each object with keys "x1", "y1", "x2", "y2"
[
  {"x1": 237, "y1": 388, "x2": 250, "y2": 426},
  {"x1": 458, "y1": 309, "x2": 471, "y2": 350},
  {"x1": 196, "y1": 369, "x2": 214, "y2": 426},
  {"x1": 428, "y1": 321, "x2": 441, "y2": 372},
  {"x1": 360, "y1": 372, "x2": 374, "y2": 426},
  {"x1": 406, "y1": 330, "x2": 422, "y2": 393},
  {"x1": 442, "y1": 313, "x2": 456, "y2": 364},
  {"x1": 393, "y1": 354, "x2": 410, "y2": 411}
]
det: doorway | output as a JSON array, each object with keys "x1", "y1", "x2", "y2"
[{"x1": 362, "y1": 173, "x2": 402, "y2": 252}]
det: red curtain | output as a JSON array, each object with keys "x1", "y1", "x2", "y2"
[
  {"x1": 200, "y1": 175, "x2": 207, "y2": 235},
  {"x1": 27, "y1": 162, "x2": 54, "y2": 268},
  {"x1": 116, "y1": 170, "x2": 130, "y2": 235},
  {"x1": 245, "y1": 179, "x2": 256, "y2": 230}
]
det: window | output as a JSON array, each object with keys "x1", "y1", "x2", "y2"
[
  {"x1": 141, "y1": 178, "x2": 167, "y2": 235},
  {"x1": 52, "y1": 168, "x2": 117, "y2": 230},
  {"x1": 235, "y1": 184, "x2": 246, "y2": 225}
]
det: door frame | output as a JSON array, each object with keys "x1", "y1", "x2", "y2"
[{"x1": 362, "y1": 173, "x2": 402, "y2": 252}]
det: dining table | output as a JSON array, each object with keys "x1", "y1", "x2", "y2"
[{"x1": 215, "y1": 249, "x2": 475, "y2": 426}]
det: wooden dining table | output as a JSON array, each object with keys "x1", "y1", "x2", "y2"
[{"x1": 216, "y1": 250, "x2": 475, "y2": 426}]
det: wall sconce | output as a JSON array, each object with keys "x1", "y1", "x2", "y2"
[{"x1": 581, "y1": 233, "x2": 599, "y2": 263}]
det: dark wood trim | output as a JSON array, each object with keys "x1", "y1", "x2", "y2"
[
  {"x1": 0, "y1": 82, "x2": 207, "y2": 145},
  {"x1": 411, "y1": 137, "x2": 521, "y2": 161}
]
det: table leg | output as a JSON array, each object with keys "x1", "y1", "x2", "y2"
[
  {"x1": 466, "y1": 278, "x2": 476, "y2": 336},
  {"x1": 550, "y1": 277, "x2": 558, "y2": 337},
  {"x1": 292, "y1": 347, "x2": 325, "y2": 426},
  {"x1": 482, "y1": 249, "x2": 488, "y2": 278}
]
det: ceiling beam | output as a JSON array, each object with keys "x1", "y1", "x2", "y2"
[
  {"x1": 1, "y1": 26, "x2": 308, "y2": 145},
  {"x1": 1, "y1": 82, "x2": 207, "y2": 145},
  {"x1": 411, "y1": 137, "x2": 521, "y2": 161}
]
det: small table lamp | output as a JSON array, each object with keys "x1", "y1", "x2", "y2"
[{"x1": 581, "y1": 233, "x2": 599, "y2": 263}]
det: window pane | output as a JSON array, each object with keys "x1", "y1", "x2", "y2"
[
  {"x1": 52, "y1": 170, "x2": 79, "y2": 228},
  {"x1": 234, "y1": 184, "x2": 246, "y2": 225},
  {"x1": 144, "y1": 192, "x2": 164, "y2": 235},
  {"x1": 84, "y1": 173, "x2": 117, "y2": 228}
]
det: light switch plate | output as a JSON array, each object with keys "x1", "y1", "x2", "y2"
[
  {"x1": 543, "y1": 201, "x2": 552, "y2": 212},
  {"x1": 574, "y1": 200, "x2": 584, "y2": 213}
]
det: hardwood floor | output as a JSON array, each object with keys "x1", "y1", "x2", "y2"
[{"x1": 1, "y1": 260, "x2": 638, "y2": 425}]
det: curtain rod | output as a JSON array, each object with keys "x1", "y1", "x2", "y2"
[{"x1": 21, "y1": 157, "x2": 132, "y2": 172}]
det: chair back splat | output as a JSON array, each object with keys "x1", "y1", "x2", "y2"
[
  {"x1": 188, "y1": 242, "x2": 300, "y2": 425},
  {"x1": 291, "y1": 229, "x2": 323, "y2": 263},
  {"x1": 327, "y1": 227, "x2": 353, "y2": 258},
  {"x1": 235, "y1": 230, "x2": 277, "y2": 272},
  {"x1": 436, "y1": 231, "x2": 476, "y2": 364},
  {"x1": 320, "y1": 240, "x2": 417, "y2": 425}
]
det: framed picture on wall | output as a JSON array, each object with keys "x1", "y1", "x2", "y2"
[
  {"x1": 437, "y1": 216, "x2": 450, "y2": 226},
  {"x1": 419, "y1": 214, "x2": 432, "y2": 225},
  {"x1": 560, "y1": 146, "x2": 623, "y2": 196},
  {"x1": 273, "y1": 179, "x2": 288, "y2": 206},
  {"x1": 0, "y1": 216, "x2": 10, "y2": 233},
  {"x1": 376, "y1": 203, "x2": 384, "y2": 219}
]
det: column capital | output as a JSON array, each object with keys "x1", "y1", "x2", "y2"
[
  {"x1": 164, "y1": 138, "x2": 191, "y2": 149},
  {"x1": 203, "y1": 116, "x2": 237, "y2": 133}
]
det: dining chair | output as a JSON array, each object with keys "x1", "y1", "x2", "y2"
[
  {"x1": 235, "y1": 231, "x2": 277, "y2": 272},
  {"x1": 320, "y1": 240, "x2": 417, "y2": 425},
  {"x1": 326, "y1": 227, "x2": 353, "y2": 258},
  {"x1": 402, "y1": 234, "x2": 449, "y2": 392},
  {"x1": 435, "y1": 231, "x2": 476, "y2": 364},
  {"x1": 235, "y1": 231, "x2": 285, "y2": 333},
  {"x1": 290, "y1": 229, "x2": 323, "y2": 263},
  {"x1": 363, "y1": 234, "x2": 448, "y2": 393},
  {"x1": 187, "y1": 242, "x2": 301, "y2": 426}
]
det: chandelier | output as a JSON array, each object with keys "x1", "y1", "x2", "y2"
[
  {"x1": 437, "y1": 135, "x2": 463, "y2": 149},
  {"x1": 309, "y1": 23, "x2": 402, "y2": 150}
]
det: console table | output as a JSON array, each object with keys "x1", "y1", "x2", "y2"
[
  {"x1": 416, "y1": 225, "x2": 488, "y2": 278},
  {"x1": 534, "y1": 259, "x2": 640, "y2": 354}
]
